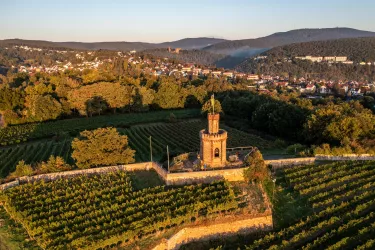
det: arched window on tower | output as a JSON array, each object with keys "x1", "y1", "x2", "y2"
[{"x1": 214, "y1": 148, "x2": 220, "y2": 158}]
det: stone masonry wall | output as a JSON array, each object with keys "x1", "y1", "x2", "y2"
[
  {"x1": 267, "y1": 157, "x2": 316, "y2": 170},
  {"x1": 2, "y1": 154, "x2": 375, "y2": 191},
  {"x1": 315, "y1": 154, "x2": 375, "y2": 161},
  {"x1": 152, "y1": 215, "x2": 273, "y2": 250}
]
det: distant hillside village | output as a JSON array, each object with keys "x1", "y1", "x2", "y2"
[
  {"x1": 3, "y1": 45, "x2": 375, "y2": 98},
  {"x1": 254, "y1": 54, "x2": 375, "y2": 66}
]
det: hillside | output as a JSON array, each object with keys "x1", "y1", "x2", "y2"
[
  {"x1": 256, "y1": 37, "x2": 375, "y2": 62},
  {"x1": 158, "y1": 37, "x2": 227, "y2": 50},
  {"x1": 0, "y1": 37, "x2": 227, "y2": 52},
  {"x1": 203, "y1": 28, "x2": 375, "y2": 68},
  {"x1": 141, "y1": 48, "x2": 226, "y2": 66},
  {"x1": 234, "y1": 37, "x2": 375, "y2": 80},
  {"x1": 203, "y1": 28, "x2": 375, "y2": 54}
]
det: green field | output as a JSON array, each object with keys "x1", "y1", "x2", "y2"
[
  {"x1": 0, "y1": 119, "x2": 275, "y2": 179},
  {"x1": 1, "y1": 172, "x2": 238, "y2": 249}
]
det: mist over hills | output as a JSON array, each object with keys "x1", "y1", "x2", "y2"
[{"x1": 204, "y1": 28, "x2": 375, "y2": 68}]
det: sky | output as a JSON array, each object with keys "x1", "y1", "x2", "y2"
[{"x1": 1, "y1": 0, "x2": 375, "y2": 43}]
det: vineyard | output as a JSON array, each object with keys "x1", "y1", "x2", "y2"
[
  {"x1": 0, "y1": 119, "x2": 274, "y2": 178},
  {"x1": 1, "y1": 171, "x2": 238, "y2": 249},
  {"x1": 241, "y1": 161, "x2": 375, "y2": 250},
  {"x1": 119, "y1": 120, "x2": 274, "y2": 162},
  {"x1": 0, "y1": 109, "x2": 200, "y2": 146},
  {"x1": 0, "y1": 138, "x2": 73, "y2": 178}
]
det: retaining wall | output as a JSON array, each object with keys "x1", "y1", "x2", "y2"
[
  {"x1": 315, "y1": 154, "x2": 375, "y2": 161},
  {"x1": 2, "y1": 154, "x2": 375, "y2": 191},
  {"x1": 153, "y1": 215, "x2": 273, "y2": 250},
  {"x1": 266, "y1": 157, "x2": 315, "y2": 169},
  {"x1": 0, "y1": 162, "x2": 152, "y2": 191},
  {"x1": 164, "y1": 167, "x2": 245, "y2": 185}
]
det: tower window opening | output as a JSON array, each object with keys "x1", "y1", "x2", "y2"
[{"x1": 215, "y1": 148, "x2": 220, "y2": 158}]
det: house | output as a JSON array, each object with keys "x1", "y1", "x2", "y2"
[
  {"x1": 223, "y1": 72, "x2": 234, "y2": 78},
  {"x1": 211, "y1": 71, "x2": 222, "y2": 76},
  {"x1": 342, "y1": 61, "x2": 354, "y2": 65},
  {"x1": 335, "y1": 56, "x2": 348, "y2": 62},
  {"x1": 309, "y1": 57, "x2": 323, "y2": 62},
  {"x1": 181, "y1": 67, "x2": 192, "y2": 72},
  {"x1": 300, "y1": 84, "x2": 316, "y2": 93},
  {"x1": 324, "y1": 56, "x2": 336, "y2": 62},
  {"x1": 350, "y1": 88, "x2": 362, "y2": 96},
  {"x1": 235, "y1": 73, "x2": 246, "y2": 78},
  {"x1": 276, "y1": 81, "x2": 289, "y2": 87},
  {"x1": 247, "y1": 74, "x2": 259, "y2": 80},
  {"x1": 202, "y1": 69, "x2": 211, "y2": 75},
  {"x1": 319, "y1": 85, "x2": 328, "y2": 94},
  {"x1": 193, "y1": 68, "x2": 202, "y2": 75}
]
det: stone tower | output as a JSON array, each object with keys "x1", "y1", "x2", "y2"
[{"x1": 199, "y1": 113, "x2": 228, "y2": 168}]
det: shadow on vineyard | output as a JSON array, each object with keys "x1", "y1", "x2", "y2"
[
  {"x1": 0, "y1": 206, "x2": 40, "y2": 250},
  {"x1": 129, "y1": 170, "x2": 164, "y2": 190},
  {"x1": 267, "y1": 170, "x2": 312, "y2": 229}
]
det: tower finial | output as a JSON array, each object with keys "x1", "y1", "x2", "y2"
[{"x1": 210, "y1": 94, "x2": 215, "y2": 114}]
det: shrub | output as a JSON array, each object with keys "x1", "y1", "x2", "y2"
[
  {"x1": 243, "y1": 148, "x2": 268, "y2": 183},
  {"x1": 9, "y1": 160, "x2": 34, "y2": 178}
]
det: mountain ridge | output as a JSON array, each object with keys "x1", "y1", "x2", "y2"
[{"x1": 0, "y1": 37, "x2": 227, "y2": 51}]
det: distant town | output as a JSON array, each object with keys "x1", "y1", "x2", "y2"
[{"x1": 7, "y1": 45, "x2": 375, "y2": 99}]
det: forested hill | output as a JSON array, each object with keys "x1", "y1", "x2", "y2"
[
  {"x1": 260, "y1": 37, "x2": 375, "y2": 62},
  {"x1": 202, "y1": 28, "x2": 375, "y2": 54},
  {"x1": 0, "y1": 37, "x2": 227, "y2": 51},
  {"x1": 234, "y1": 37, "x2": 375, "y2": 81},
  {"x1": 140, "y1": 48, "x2": 226, "y2": 66}
]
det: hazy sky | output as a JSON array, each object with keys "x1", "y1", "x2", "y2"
[{"x1": 1, "y1": 0, "x2": 375, "y2": 43}]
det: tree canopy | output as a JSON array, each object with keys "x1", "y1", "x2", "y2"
[{"x1": 72, "y1": 127, "x2": 135, "y2": 169}]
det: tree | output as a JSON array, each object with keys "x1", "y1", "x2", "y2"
[
  {"x1": 72, "y1": 127, "x2": 135, "y2": 169},
  {"x1": 201, "y1": 99, "x2": 223, "y2": 114},
  {"x1": 153, "y1": 82, "x2": 187, "y2": 109},
  {"x1": 85, "y1": 96, "x2": 108, "y2": 116},
  {"x1": 243, "y1": 149, "x2": 268, "y2": 183},
  {"x1": 0, "y1": 87, "x2": 24, "y2": 111},
  {"x1": 9, "y1": 160, "x2": 33, "y2": 178},
  {"x1": 305, "y1": 101, "x2": 375, "y2": 144},
  {"x1": 36, "y1": 156, "x2": 73, "y2": 174},
  {"x1": 67, "y1": 82, "x2": 132, "y2": 115},
  {"x1": 25, "y1": 94, "x2": 63, "y2": 121}
]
